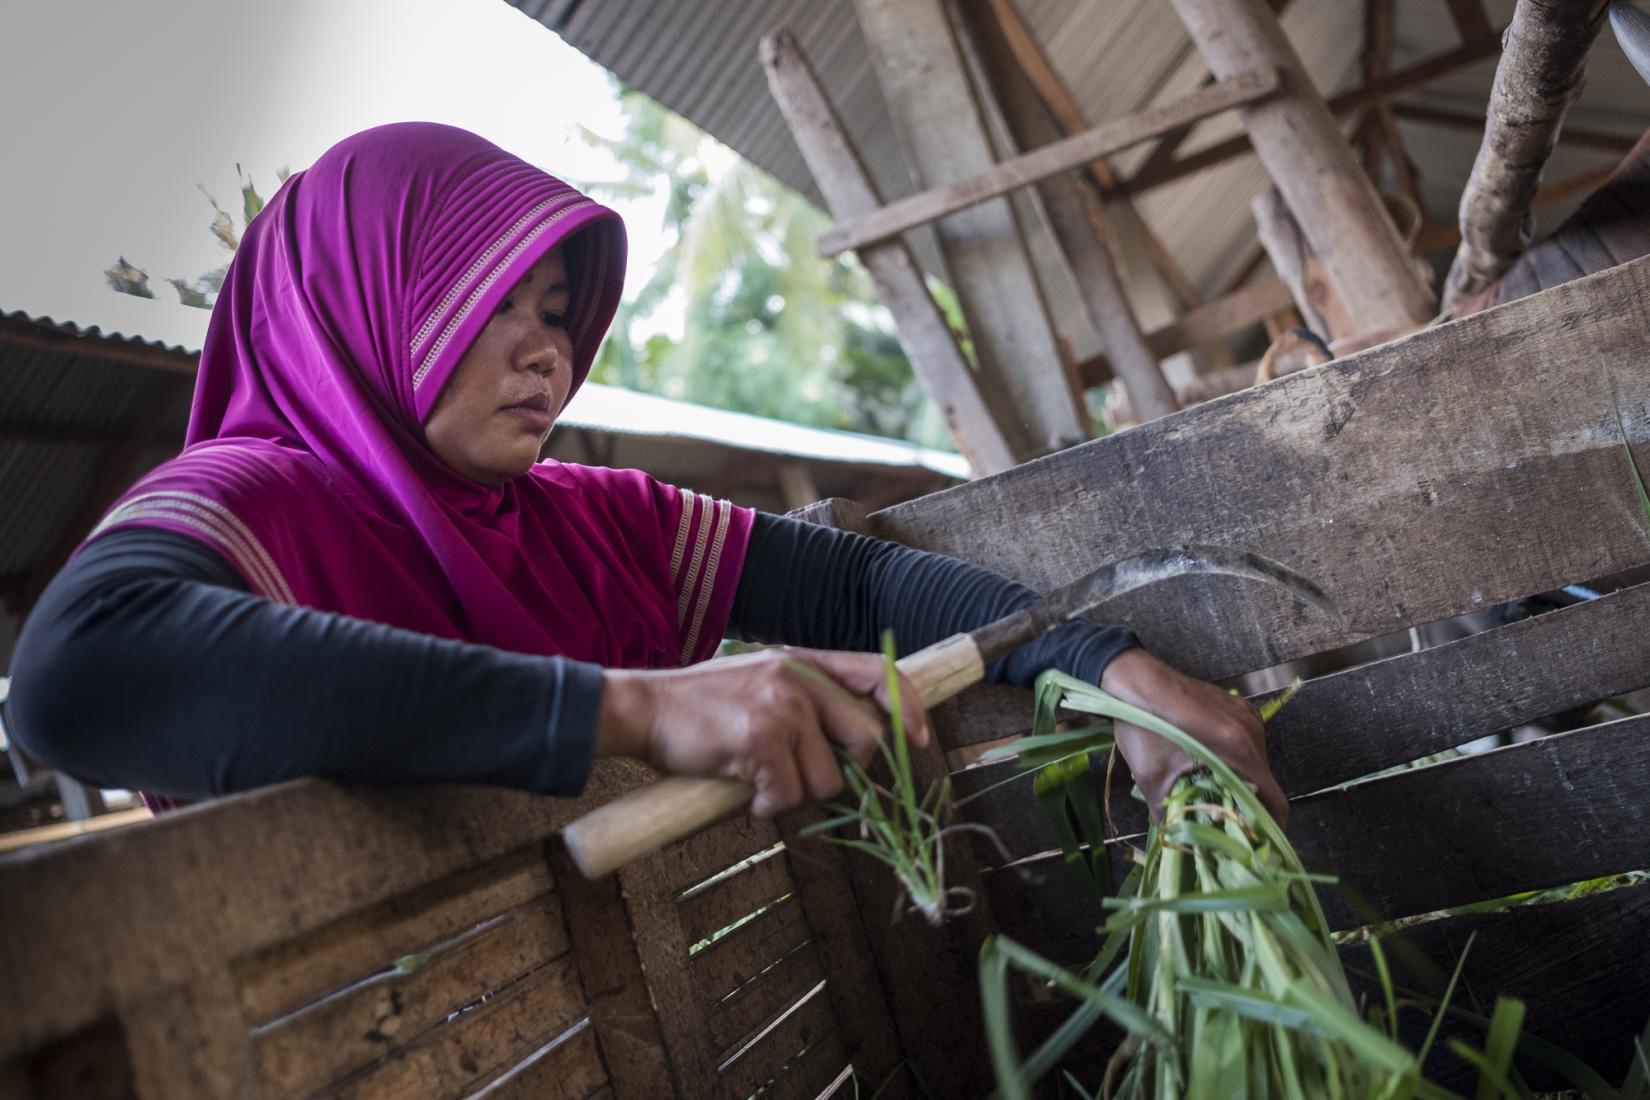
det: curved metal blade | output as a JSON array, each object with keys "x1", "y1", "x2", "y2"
[{"x1": 1026, "y1": 545, "x2": 1339, "y2": 636}]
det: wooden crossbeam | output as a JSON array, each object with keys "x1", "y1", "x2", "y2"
[
  {"x1": 1125, "y1": 36, "x2": 1504, "y2": 195},
  {"x1": 953, "y1": 0, "x2": 1180, "y2": 421},
  {"x1": 815, "y1": 69, "x2": 1278, "y2": 258},
  {"x1": 985, "y1": 0, "x2": 1203, "y2": 310},
  {"x1": 1074, "y1": 276, "x2": 1295, "y2": 386},
  {"x1": 1391, "y1": 101, "x2": 1639, "y2": 152}
]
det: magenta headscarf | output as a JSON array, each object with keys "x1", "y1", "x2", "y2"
[{"x1": 89, "y1": 123, "x2": 753, "y2": 679}]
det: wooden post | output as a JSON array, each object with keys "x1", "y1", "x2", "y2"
[
  {"x1": 786, "y1": 499, "x2": 998, "y2": 1099},
  {"x1": 1251, "y1": 186, "x2": 1356, "y2": 340},
  {"x1": 1170, "y1": 0, "x2": 1436, "y2": 332},
  {"x1": 951, "y1": 0, "x2": 1180, "y2": 422},
  {"x1": 1442, "y1": 0, "x2": 1610, "y2": 312},
  {"x1": 760, "y1": 30, "x2": 1022, "y2": 475},
  {"x1": 853, "y1": 0, "x2": 1090, "y2": 456}
]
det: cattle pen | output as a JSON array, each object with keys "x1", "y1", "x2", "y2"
[{"x1": 4, "y1": 0, "x2": 1650, "y2": 1097}]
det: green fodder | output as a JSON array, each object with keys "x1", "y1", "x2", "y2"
[{"x1": 979, "y1": 673, "x2": 1549, "y2": 1100}]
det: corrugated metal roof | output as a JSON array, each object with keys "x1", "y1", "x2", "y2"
[{"x1": 518, "y1": 0, "x2": 1650, "y2": 306}]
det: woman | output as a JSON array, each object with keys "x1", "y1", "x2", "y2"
[{"x1": 8, "y1": 123, "x2": 1283, "y2": 823}]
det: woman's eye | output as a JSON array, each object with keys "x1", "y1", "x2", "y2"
[
  {"x1": 496, "y1": 297, "x2": 514, "y2": 315},
  {"x1": 541, "y1": 311, "x2": 566, "y2": 328}
]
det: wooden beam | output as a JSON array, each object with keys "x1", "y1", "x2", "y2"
[
  {"x1": 760, "y1": 29, "x2": 1021, "y2": 474},
  {"x1": 865, "y1": 254, "x2": 1650, "y2": 687},
  {"x1": 1251, "y1": 184, "x2": 1356, "y2": 339},
  {"x1": 852, "y1": 0, "x2": 1088, "y2": 456},
  {"x1": 1390, "y1": 101, "x2": 1640, "y2": 154},
  {"x1": 1074, "y1": 276, "x2": 1295, "y2": 386},
  {"x1": 984, "y1": 0, "x2": 1204, "y2": 310},
  {"x1": 1366, "y1": 0, "x2": 1427, "y2": 219},
  {"x1": 1444, "y1": 0, "x2": 1496, "y2": 45},
  {"x1": 1443, "y1": 0, "x2": 1610, "y2": 311},
  {"x1": 1169, "y1": 0, "x2": 1435, "y2": 332},
  {"x1": 1126, "y1": 36, "x2": 1505, "y2": 195},
  {"x1": 815, "y1": 70, "x2": 1278, "y2": 259},
  {"x1": 953, "y1": 0, "x2": 1180, "y2": 421}
]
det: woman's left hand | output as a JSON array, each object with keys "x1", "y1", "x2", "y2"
[{"x1": 1099, "y1": 647, "x2": 1288, "y2": 825}]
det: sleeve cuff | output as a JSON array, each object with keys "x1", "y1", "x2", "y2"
[{"x1": 532, "y1": 658, "x2": 605, "y2": 796}]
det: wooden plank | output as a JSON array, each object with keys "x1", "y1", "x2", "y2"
[
  {"x1": 253, "y1": 894, "x2": 570, "y2": 1097},
  {"x1": 705, "y1": 941, "x2": 825, "y2": 1056},
  {"x1": 853, "y1": 0, "x2": 1088, "y2": 456},
  {"x1": 776, "y1": 807, "x2": 908, "y2": 1097},
  {"x1": 329, "y1": 955, "x2": 586, "y2": 1100},
  {"x1": 123, "y1": 970, "x2": 261, "y2": 1099},
  {"x1": 651, "y1": 813, "x2": 780, "y2": 899},
  {"x1": 544, "y1": 844, "x2": 671, "y2": 1100},
  {"x1": 678, "y1": 849, "x2": 794, "y2": 949},
  {"x1": 954, "y1": 0, "x2": 1179, "y2": 422},
  {"x1": 716, "y1": 986, "x2": 837, "y2": 1100},
  {"x1": 0, "y1": 807, "x2": 149, "y2": 855},
  {"x1": 814, "y1": 70, "x2": 1279, "y2": 259},
  {"x1": 994, "y1": 714, "x2": 1650, "y2": 954},
  {"x1": 760, "y1": 29, "x2": 1022, "y2": 474},
  {"x1": 690, "y1": 895, "x2": 812, "y2": 1008},
  {"x1": 10, "y1": 1016, "x2": 130, "y2": 1100},
  {"x1": 864, "y1": 255, "x2": 1650, "y2": 687},
  {"x1": 953, "y1": 578, "x2": 1650, "y2": 865},
  {"x1": 618, "y1": 851, "x2": 723, "y2": 1097},
  {"x1": 465, "y1": 1020, "x2": 610, "y2": 1100},
  {"x1": 1342, "y1": 885, "x2": 1650, "y2": 1089},
  {"x1": 1298, "y1": 714, "x2": 1650, "y2": 927},
  {"x1": 236, "y1": 844, "x2": 553, "y2": 1024},
  {"x1": 1170, "y1": 0, "x2": 1434, "y2": 331},
  {"x1": 753, "y1": 1029, "x2": 850, "y2": 1100},
  {"x1": 0, "y1": 763, "x2": 643, "y2": 1058}
]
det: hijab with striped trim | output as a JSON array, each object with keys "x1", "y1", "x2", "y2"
[{"x1": 87, "y1": 122, "x2": 753, "y2": 677}]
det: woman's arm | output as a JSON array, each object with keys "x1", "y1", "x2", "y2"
[
  {"x1": 8, "y1": 526, "x2": 921, "y2": 818},
  {"x1": 7, "y1": 528, "x2": 603, "y2": 799},
  {"x1": 727, "y1": 513, "x2": 1284, "y2": 822}
]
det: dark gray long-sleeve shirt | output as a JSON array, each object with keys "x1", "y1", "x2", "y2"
[{"x1": 6, "y1": 513, "x2": 1136, "y2": 800}]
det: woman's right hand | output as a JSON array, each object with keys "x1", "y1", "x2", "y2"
[{"x1": 596, "y1": 649, "x2": 932, "y2": 817}]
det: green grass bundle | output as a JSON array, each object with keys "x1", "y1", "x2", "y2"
[{"x1": 978, "y1": 673, "x2": 1538, "y2": 1100}]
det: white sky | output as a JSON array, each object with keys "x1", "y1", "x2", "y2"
[{"x1": 0, "y1": 0, "x2": 671, "y2": 326}]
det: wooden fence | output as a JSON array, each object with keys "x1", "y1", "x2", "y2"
[{"x1": 3, "y1": 255, "x2": 1649, "y2": 1096}]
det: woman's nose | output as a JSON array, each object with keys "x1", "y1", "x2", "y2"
[{"x1": 519, "y1": 329, "x2": 564, "y2": 375}]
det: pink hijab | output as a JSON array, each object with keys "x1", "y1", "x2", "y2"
[{"x1": 90, "y1": 123, "x2": 752, "y2": 680}]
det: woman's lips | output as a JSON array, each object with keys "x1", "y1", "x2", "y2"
[{"x1": 502, "y1": 397, "x2": 553, "y2": 433}]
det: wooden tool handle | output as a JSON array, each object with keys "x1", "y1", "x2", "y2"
[{"x1": 561, "y1": 633, "x2": 986, "y2": 878}]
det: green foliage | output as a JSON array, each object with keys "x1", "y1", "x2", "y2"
[
  {"x1": 974, "y1": 673, "x2": 1602, "y2": 1100},
  {"x1": 577, "y1": 84, "x2": 952, "y2": 448},
  {"x1": 799, "y1": 632, "x2": 966, "y2": 925},
  {"x1": 106, "y1": 163, "x2": 283, "y2": 310}
]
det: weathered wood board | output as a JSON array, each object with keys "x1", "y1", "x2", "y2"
[{"x1": 868, "y1": 254, "x2": 1650, "y2": 686}]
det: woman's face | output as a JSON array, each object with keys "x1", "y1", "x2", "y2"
[{"x1": 425, "y1": 246, "x2": 574, "y2": 485}]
